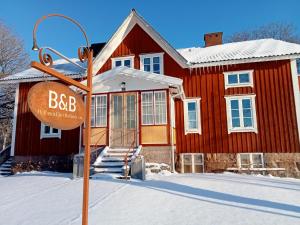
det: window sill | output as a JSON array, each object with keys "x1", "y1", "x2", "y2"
[
  {"x1": 41, "y1": 135, "x2": 61, "y2": 139},
  {"x1": 225, "y1": 83, "x2": 253, "y2": 89},
  {"x1": 229, "y1": 128, "x2": 258, "y2": 134},
  {"x1": 185, "y1": 130, "x2": 201, "y2": 135}
]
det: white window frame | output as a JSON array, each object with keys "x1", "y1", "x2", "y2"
[
  {"x1": 225, "y1": 94, "x2": 258, "y2": 134},
  {"x1": 224, "y1": 70, "x2": 254, "y2": 89},
  {"x1": 95, "y1": 95, "x2": 107, "y2": 127},
  {"x1": 111, "y1": 56, "x2": 134, "y2": 69},
  {"x1": 141, "y1": 90, "x2": 167, "y2": 125},
  {"x1": 139, "y1": 52, "x2": 164, "y2": 74},
  {"x1": 183, "y1": 98, "x2": 201, "y2": 134},
  {"x1": 237, "y1": 153, "x2": 264, "y2": 169},
  {"x1": 40, "y1": 123, "x2": 61, "y2": 139},
  {"x1": 181, "y1": 153, "x2": 204, "y2": 173}
]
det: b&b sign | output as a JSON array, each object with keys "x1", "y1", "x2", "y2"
[{"x1": 28, "y1": 81, "x2": 85, "y2": 130}]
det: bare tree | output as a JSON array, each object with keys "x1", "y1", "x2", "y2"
[
  {"x1": 227, "y1": 22, "x2": 300, "y2": 44},
  {"x1": 0, "y1": 21, "x2": 29, "y2": 150}
]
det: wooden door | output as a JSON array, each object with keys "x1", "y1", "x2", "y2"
[{"x1": 110, "y1": 92, "x2": 137, "y2": 147}]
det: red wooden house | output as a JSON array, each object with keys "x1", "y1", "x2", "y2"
[{"x1": 1, "y1": 10, "x2": 300, "y2": 177}]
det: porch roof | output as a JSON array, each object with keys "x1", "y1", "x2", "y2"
[{"x1": 82, "y1": 67, "x2": 184, "y2": 96}]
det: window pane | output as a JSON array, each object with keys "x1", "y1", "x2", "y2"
[
  {"x1": 243, "y1": 118, "x2": 253, "y2": 127},
  {"x1": 228, "y1": 74, "x2": 238, "y2": 84},
  {"x1": 242, "y1": 99, "x2": 251, "y2": 108},
  {"x1": 153, "y1": 63, "x2": 160, "y2": 74},
  {"x1": 188, "y1": 102, "x2": 196, "y2": 111},
  {"x1": 142, "y1": 92, "x2": 153, "y2": 125},
  {"x1": 230, "y1": 100, "x2": 239, "y2": 109},
  {"x1": 91, "y1": 97, "x2": 95, "y2": 127},
  {"x1": 232, "y1": 118, "x2": 240, "y2": 128},
  {"x1": 183, "y1": 155, "x2": 192, "y2": 165},
  {"x1": 252, "y1": 154, "x2": 263, "y2": 168},
  {"x1": 297, "y1": 59, "x2": 300, "y2": 74},
  {"x1": 52, "y1": 128, "x2": 58, "y2": 134},
  {"x1": 124, "y1": 59, "x2": 131, "y2": 67},
  {"x1": 239, "y1": 73, "x2": 250, "y2": 83},
  {"x1": 44, "y1": 125, "x2": 50, "y2": 134},
  {"x1": 194, "y1": 154, "x2": 203, "y2": 165},
  {"x1": 126, "y1": 95, "x2": 136, "y2": 128},
  {"x1": 113, "y1": 96, "x2": 123, "y2": 129},
  {"x1": 154, "y1": 92, "x2": 166, "y2": 124},
  {"x1": 144, "y1": 65, "x2": 151, "y2": 72},
  {"x1": 153, "y1": 57, "x2": 160, "y2": 64},
  {"x1": 115, "y1": 60, "x2": 122, "y2": 67},
  {"x1": 231, "y1": 109, "x2": 239, "y2": 118},
  {"x1": 96, "y1": 95, "x2": 107, "y2": 127},
  {"x1": 240, "y1": 154, "x2": 250, "y2": 168},
  {"x1": 144, "y1": 58, "x2": 150, "y2": 65},
  {"x1": 243, "y1": 109, "x2": 251, "y2": 117}
]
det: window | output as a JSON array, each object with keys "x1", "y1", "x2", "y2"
[
  {"x1": 183, "y1": 98, "x2": 201, "y2": 134},
  {"x1": 40, "y1": 123, "x2": 61, "y2": 139},
  {"x1": 296, "y1": 59, "x2": 300, "y2": 75},
  {"x1": 224, "y1": 70, "x2": 254, "y2": 89},
  {"x1": 225, "y1": 95, "x2": 257, "y2": 133},
  {"x1": 140, "y1": 53, "x2": 164, "y2": 74},
  {"x1": 238, "y1": 153, "x2": 264, "y2": 169},
  {"x1": 90, "y1": 95, "x2": 107, "y2": 127},
  {"x1": 141, "y1": 91, "x2": 167, "y2": 125},
  {"x1": 111, "y1": 56, "x2": 134, "y2": 68},
  {"x1": 181, "y1": 153, "x2": 204, "y2": 173}
]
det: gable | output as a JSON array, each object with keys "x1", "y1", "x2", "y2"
[
  {"x1": 92, "y1": 10, "x2": 188, "y2": 75},
  {"x1": 97, "y1": 24, "x2": 184, "y2": 75}
]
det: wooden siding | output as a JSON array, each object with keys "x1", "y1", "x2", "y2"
[
  {"x1": 175, "y1": 60, "x2": 300, "y2": 154},
  {"x1": 15, "y1": 82, "x2": 80, "y2": 156},
  {"x1": 83, "y1": 128, "x2": 107, "y2": 146},
  {"x1": 95, "y1": 23, "x2": 300, "y2": 154}
]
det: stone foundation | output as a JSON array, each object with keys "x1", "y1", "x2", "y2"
[
  {"x1": 140, "y1": 146, "x2": 172, "y2": 165},
  {"x1": 12, "y1": 155, "x2": 74, "y2": 174},
  {"x1": 176, "y1": 152, "x2": 300, "y2": 178}
]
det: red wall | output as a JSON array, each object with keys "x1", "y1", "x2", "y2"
[
  {"x1": 176, "y1": 61, "x2": 300, "y2": 154},
  {"x1": 15, "y1": 82, "x2": 80, "y2": 156},
  {"x1": 96, "y1": 24, "x2": 300, "y2": 154}
]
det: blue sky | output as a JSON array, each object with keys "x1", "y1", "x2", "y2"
[{"x1": 1, "y1": 0, "x2": 300, "y2": 60}]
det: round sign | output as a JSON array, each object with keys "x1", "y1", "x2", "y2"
[{"x1": 27, "y1": 81, "x2": 85, "y2": 130}]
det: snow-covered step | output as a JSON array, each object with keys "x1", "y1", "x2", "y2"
[
  {"x1": 101, "y1": 157, "x2": 131, "y2": 162},
  {"x1": 94, "y1": 161, "x2": 125, "y2": 167},
  {"x1": 0, "y1": 157, "x2": 13, "y2": 176},
  {"x1": 105, "y1": 152, "x2": 133, "y2": 157},
  {"x1": 94, "y1": 167, "x2": 124, "y2": 173}
]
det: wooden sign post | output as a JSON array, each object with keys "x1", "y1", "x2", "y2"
[
  {"x1": 31, "y1": 51, "x2": 92, "y2": 225},
  {"x1": 31, "y1": 14, "x2": 93, "y2": 225}
]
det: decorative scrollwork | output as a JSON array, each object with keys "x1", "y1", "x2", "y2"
[
  {"x1": 39, "y1": 48, "x2": 53, "y2": 67},
  {"x1": 78, "y1": 47, "x2": 89, "y2": 62}
]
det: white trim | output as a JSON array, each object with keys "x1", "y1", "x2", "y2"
[
  {"x1": 181, "y1": 153, "x2": 204, "y2": 173},
  {"x1": 92, "y1": 10, "x2": 188, "y2": 75},
  {"x1": 189, "y1": 54, "x2": 300, "y2": 69},
  {"x1": 141, "y1": 91, "x2": 154, "y2": 125},
  {"x1": 183, "y1": 98, "x2": 201, "y2": 134},
  {"x1": 10, "y1": 84, "x2": 19, "y2": 156},
  {"x1": 111, "y1": 55, "x2": 134, "y2": 69},
  {"x1": 224, "y1": 94, "x2": 258, "y2": 134},
  {"x1": 290, "y1": 59, "x2": 300, "y2": 142},
  {"x1": 139, "y1": 53, "x2": 164, "y2": 74},
  {"x1": 237, "y1": 153, "x2": 264, "y2": 169},
  {"x1": 79, "y1": 124, "x2": 82, "y2": 153},
  {"x1": 224, "y1": 70, "x2": 254, "y2": 89},
  {"x1": 40, "y1": 123, "x2": 61, "y2": 139}
]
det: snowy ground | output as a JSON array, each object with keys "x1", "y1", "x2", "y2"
[{"x1": 0, "y1": 172, "x2": 300, "y2": 225}]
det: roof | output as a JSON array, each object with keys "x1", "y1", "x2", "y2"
[
  {"x1": 81, "y1": 66, "x2": 183, "y2": 94},
  {"x1": 177, "y1": 38, "x2": 300, "y2": 67},
  {"x1": 92, "y1": 9, "x2": 188, "y2": 74},
  {"x1": 0, "y1": 58, "x2": 86, "y2": 83}
]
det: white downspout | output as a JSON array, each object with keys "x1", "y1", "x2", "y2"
[{"x1": 10, "y1": 83, "x2": 19, "y2": 156}]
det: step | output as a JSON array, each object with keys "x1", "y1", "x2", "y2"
[
  {"x1": 105, "y1": 152, "x2": 133, "y2": 157},
  {"x1": 93, "y1": 161, "x2": 125, "y2": 167},
  {"x1": 102, "y1": 157, "x2": 131, "y2": 162},
  {"x1": 1, "y1": 164, "x2": 11, "y2": 167},
  {"x1": 0, "y1": 168, "x2": 11, "y2": 171},
  {"x1": 94, "y1": 167, "x2": 124, "y2": 173},
  {"x1": 0, "y1": 171, "x2": 12, "y2": 175}
]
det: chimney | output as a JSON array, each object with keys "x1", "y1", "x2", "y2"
[{"x1": 204, "y1": 32, "x2": 223, "y2": 47}]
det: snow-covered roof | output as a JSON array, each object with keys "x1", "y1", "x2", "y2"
[
  {"x1": 0, "y1": 58, "x2": 86, "y2": 83},
  {"x1": 81, "y1": 66, "x2": 183, "y2": 94},
  {"x1": 177, "y1": 38, "x2": 300, "y2": 67}
]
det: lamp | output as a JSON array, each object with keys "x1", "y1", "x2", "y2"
[
  {"x1": 32, "y1": 38, "x2": 39, "y2": 51},
  {"x1": 121, "y1": 81, "x2": 126, "y2": 91}
]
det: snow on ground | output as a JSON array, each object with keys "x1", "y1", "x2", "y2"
[{"x1": 0, "y1": 172, "x2": 300, "y2": 225}]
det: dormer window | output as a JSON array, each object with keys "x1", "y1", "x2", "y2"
[
  {"x1": 111, "y1": 56, "x2": 134, "y2": 69},
  {"x1": 140, "y1": 53, "x2": 164, "y2": 74},
  {"x1": 224, "y1": 70, "x2": 254, "y2": 89}
]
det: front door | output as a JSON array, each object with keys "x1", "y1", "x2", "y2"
[{"x1": 110, "y1": 92, "x2": 137, "y2": 148}]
